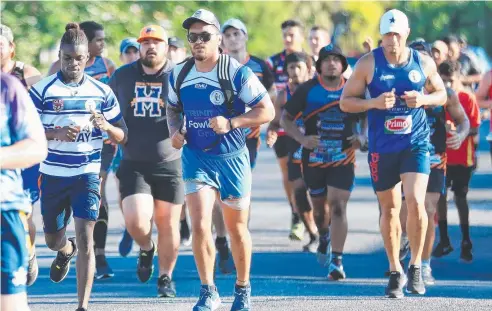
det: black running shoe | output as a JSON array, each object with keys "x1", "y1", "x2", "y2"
[
  {"x1": 385, "y1": 271, "x2": 407, "y2": 298},
  {"x1": 460, "y1": 240, "x2": 473, "y2": 262},
  {"x1": 75, "y1": 308, "x2": 87, "y2": 311},
  {"x1": 26, "y1": 253, "x2": 39, "y2": 286},
  {"x1": 137, "y1": 242, "x2": 155, "y2": 283},
  {"x1": 406, "y1": 265, "x2": 426, "y2": 295},
  {"x1": 432, "y1": 241, "x2": 454, "y2": 258},
  {"x1": 50, "y1": 237, "x2": 77, "y2": 283},
  {"x1": 157, "y1": 274, "x2": 176, "y2": 298},
  {"x1": 95, "y1": 254, "x2": 114, "y2": 280}
]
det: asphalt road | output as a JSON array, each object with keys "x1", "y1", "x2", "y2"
[{"x1": 27, "y1": 143, "x2": 492, "y2": 311}]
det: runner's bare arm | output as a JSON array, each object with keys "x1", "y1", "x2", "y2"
[
  {"x1": 446, "y1": 88, "x2": 470, "y2": 139},
  {"x1": 166, "y1": 103, "x2": 184, "y2": 138},
  {"x1": 106, "y1": 118, "x2": 128, "y2": 145},
  {"x1": 340, "y1": 54, "x2": 377, "y2": 113},
  {"x1": 105, "y1": 58, "x2": 117, "y2": 77},
  {"x1": 268, "y1": 85, "x2": 277, "y2": 108},
  {"x1": 280, "y1": 111, "x2": 304, "y2": 145},
  {"x1": 268, "y1": 89, "x2": 285, "y2": 131},
  {"x1": 47, "y1": 59, "x2": 61, "y2": 76},
  {"x1": 475, "y1": 71, "x2": 492, "y2": 109},
  {"x1": 421, "y1": 53, "x2": 447, "y2": 107},
  {"x1": 23, "y1": 64, "x2": 42, "y2": 89},
  {"x1": 231, "y1": 96, "x2": 275, "y2": 129}
]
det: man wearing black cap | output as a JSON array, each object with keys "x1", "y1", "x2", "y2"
[
  {"x1": 166, "y1": 9, "x2": 274, "y2": 311},
  {"x1": 281, "y1": 44, "x2": 367, "y2": 281},
  {"x1": 168, "y1": 36, "x2": 187, "y2": 64}
]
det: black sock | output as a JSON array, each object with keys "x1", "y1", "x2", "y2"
[
  {"x1": 292, "y1": 213, "x2": 301, "y2": 224},
  {"x1": 438, "y1": 220, "x2": 449, "y2": 244},
  {"x1": 94, "y1": 202, "x2": 108, "y2": 250},
  {"x1": 460, "y1": 223, "x2": 470, "y2": 242},
  {"x1": 215, "y1": 236, "x2": 227, "y2": 247},
  {"x1": 332, "y1": 251, "x2": 343, "y2": 259}
]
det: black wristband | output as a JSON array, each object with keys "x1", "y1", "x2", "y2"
[{"x1": 229, "y1": 118, "x2": 234, "y2": 130}]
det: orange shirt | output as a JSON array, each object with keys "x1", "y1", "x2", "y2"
[{"x1": 446, "y1": 90, "x2": 481, "y2": 167}]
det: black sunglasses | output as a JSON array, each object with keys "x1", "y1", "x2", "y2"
[{"x1": 187, "y1": 32, "x2": 217, "y2": 43}]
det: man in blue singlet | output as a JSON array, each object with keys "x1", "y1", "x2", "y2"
[{"x1": 340, "y1": 9, "x2": 447, "y2": 298}]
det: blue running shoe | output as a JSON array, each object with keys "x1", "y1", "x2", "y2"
[
  {"x1": 193, "y1": 285, "x2": 221, "y2": 311},
  {"x1": 119, "y1": 229, "x2": 133, "y2": 257},
  {"x1": 231, "y1": 284, "x2": 251, "y2": 311}
]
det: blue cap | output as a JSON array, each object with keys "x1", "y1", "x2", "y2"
[{"x1": 119, "y1": 38, "x2": 140, "y2": 54}]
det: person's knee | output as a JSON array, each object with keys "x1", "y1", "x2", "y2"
[
  {"x1": 76, "y1": 230, "x2": 93, "y2": 256},
  {"x1": 328, "y1": 200, "x2": 347, "y2": 219},
  {"x1": 453, "y1": 187, "x2": 468, "y2": 200},
  {"x1": 45, "y1": 233, "x2": 64, "y2": 251}
]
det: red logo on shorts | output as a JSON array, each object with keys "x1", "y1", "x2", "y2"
[
  {"x1": 53, "y1": 99, "x2": 64, "y2": 112},
  {"x1": 370, "y1": 153, "x2": 380, "y2": 182}
]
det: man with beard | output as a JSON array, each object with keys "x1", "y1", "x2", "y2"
[
  {"x1": 275, "y1": 51, "x2": 319, "y2": 253},
  {"x1": 282, "y1": 45, "x2": 367, "y2": 280},
  {"x1": 108, "y1": 25, "x2": 183, "y2": 298},
  {"x1": 1, "y1": 24, "x2": 43, "y2": 287},
  {"x1": 340, "y1": 9, "x2": 447, "y2": 298},
  {"x1": 30, "y1": 23, "x2": 127, "y2": 311},
  {"x1": 167, "y1": 9, "x2": 274, "y2": 311}
]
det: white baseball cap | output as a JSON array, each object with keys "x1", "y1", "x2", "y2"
[
  {"x1": 221, "y1": 18, "x2": 248, "y2": 35},
  {"x1": 379, "y1": 9, "x2": 409, "y2": 35}
]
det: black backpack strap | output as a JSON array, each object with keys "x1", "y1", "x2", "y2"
[
  {"x1": 217, "y1": 54, "x2": 235, "y2": 117},
  {"x1": 176, "y1": 57, "x2": 196, "y2": 109},
  {"x1": 175, "y1": 57, "x2": 195, "y2": 134}
]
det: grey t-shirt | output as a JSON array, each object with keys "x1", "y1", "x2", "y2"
[{"x1": 109, "y1": 59, "x2": 181, "y2": 163}]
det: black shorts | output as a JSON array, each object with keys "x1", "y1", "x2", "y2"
[
  {"x1": 287, "y1": 159, "x2": 302, "y2": 182},
  {"x1": 446, "y1": 165, "x2": 473, "y2": 196},
  {"x1": 427, "y1": 168, "x2": 445, "y2": 194},
  {"x1": 303, "y1": 164, "x2": 355, "y2": 197},
  {"x1": 116, "y1": 159, "x2": 184, "y2": 204},
  {"x1": 273, "y1": 135, "x2": 292, "y2": 158},
  {"x1": 100, "y1": 143, "x2": 116, "y2": 173}
]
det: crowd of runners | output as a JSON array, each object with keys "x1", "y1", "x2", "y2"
[{"x1": 1, "y1": 6, "x2": 491, "y2": 311}]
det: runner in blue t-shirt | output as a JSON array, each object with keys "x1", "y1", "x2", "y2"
[{"x1": 166, "y1": 9, "x2": 274, "y2": 311}]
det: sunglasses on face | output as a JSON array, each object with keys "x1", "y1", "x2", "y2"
[{"x1": 187, "y1": 32, "x2": 217, "y2": 43}]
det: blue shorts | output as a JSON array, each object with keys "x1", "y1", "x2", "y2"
[
  {"x1": 369, "y1": 144, "x2": 430, "y2": 192},
  {"x1": 182, "y1": 146, "x2": 251, "y2": 210},
  {"x1": 246, "y1": 137, "x2": 260, "y2": 170},
  {"x1": 1, "y1": 210, "x2": 29, "y2": 294},
  {"x1": 427, "y1": 168, "x2": 445, "y2": 194},
  {"x1": 21, "y1": 164, "x2": 40, "y2": 204},
  {"x1": 39, "y1": 173, "x2": 100, "y2": 233}
]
